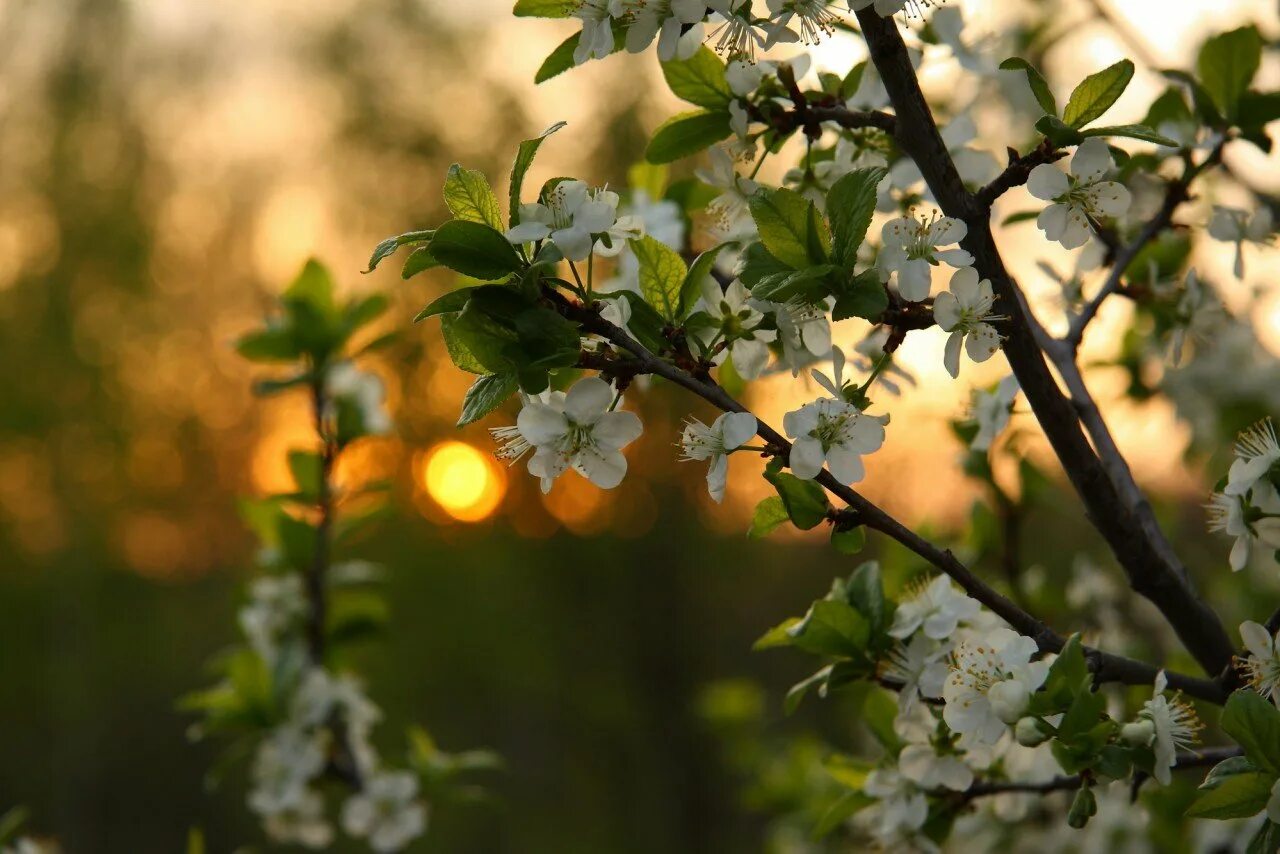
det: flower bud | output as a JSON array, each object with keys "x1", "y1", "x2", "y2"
[
  {"x1": 988, "y1": 679, "x2": 1031, "y2": 725},
  {"x1": 1014, "y1": 716, "x2": 1049, "y2": 747},
  {"x1": 1120, "y1": 718, "x2": 1155, "y2": 747},
  {"x1": 1067, "y1": 785, "x2": 1097, "y2": 829}
]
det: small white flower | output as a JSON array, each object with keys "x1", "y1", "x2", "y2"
[
  {"x1": 328, "y1": 362, "x2": 392, "y2": 435},
  {"x1": 1138, "y1": 670, "x2": 1202, "y2": 785},
  {"x1": 879, "y1": 633, "x2": 950, "y2": 715},
  {"x1": 248, "y1": 727, "x2": 329, "y2": 819},
  {"x1": 863, "y1": 767, "x2": 929, "y2": 839},
  {"x1": 572, "y1": 0, "x2": 615, "y2": 65},
  {"x1": 505, "y1": 180, "x2": 624, "y2": 262},
  {"x1": 263, "y1": 788, "x2": 334, "y2": 850},
  {"x1": 707, "y1": 0, "x2": 763, "y2": 60},
  {"x1": 680, "y1": 411, "x2": 758, "y2": 502},
  {"x1": 726, "y1": 58, "x2": 764, "y2": 96},
  {"x1": 623, "y1": 0, "x2": 707, "y2": 61},
  {"x1": 291, "y1": 669, "x2": 382, "y2": 770},
  {"x1": 898, "y1": 742, "x2": 974, "y2": 792},
  {"x1": 1237, "y1": 620, "x2": 1280, "y2": 706},
  {"x1": 697, "y1": 279, "x2": 777, "y2": 379},
  {"x1": 850, "y1": 0, "x2": 944, "y2": 19},
  {"x1": 342, "y1": 771, "x2": 428, "y2": 853},
  {"x1": 942, "y1": 628, "x2": 1049, "y2": 746},
  {"x1": 769, "y1": 297, "x2": 832, "y2": 374},
  {"x1": 1209, "y1": 206, "x2": 1273, "y2": 280},
  {"x1": 696, "y1": 146, "x2": 760, "y2": 231},
  {"x1": 933, "y1": 267, "x2": 1002, "y2": 379},
  {"x1": 783, "y1": 348, "x2": 887, "y2": 483},
  {"x1": 1027, "y1": 138, "x2": 1131, "y2": 250},
  {"x1": 1227, "y1": 418, "x2": 1280, "y2": 497},
  {"x1": 970, "y1": 374, "x2": 1019, "y2": 452},
  {"x1": 878, "y1": 210, "x2": 973, "y2": 302},
  {"x1": 514, "y1": 377, "x2": 643, "y2": 493},
  {"x1": 1208, "y1": 486, "x2": 1280, "y2": 572},
  {"x1": 764, "y1": 0, "x2": 840, "y2": 46},
  {"x1": 239, "y1": 573, "x2": 307, "y2": 667},
  {"x1": 889, "y1": 574, "x2": 981, "y2": 641},
  {"x1": 728, "y1": 98, "x2": 752, "y2": 142}
]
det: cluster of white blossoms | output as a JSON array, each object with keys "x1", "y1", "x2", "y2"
[
  {"x1": 1027, "y1": 138, "x2": 1132, "y2": 251},
  {"x1": 506, "y1": 179, "x2": 643, "y2": 262},
  {"x1": 244, "y1": 669, "x2": 426, "y2": 852},
  {"x1": 784, "y1": 348, "x2": 888, "y2": 484},
  {"x1": 1208, "y1": 419, "x2": 1280, "y2": 571}
]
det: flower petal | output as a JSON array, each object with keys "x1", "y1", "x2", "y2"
[
  {"x1": 789, "y1": 436, "x2": 824, "y2": 480},
  {"x1": 1027, "y1": 164, "x2": 1070, "y2": 200},
  {"x1": 564, "y1": 377, "x2": 614, "y2": 424},
  {"x1": 593, "y1": 410, "x2": 643, "y2": 449},
  {"x1": 573, "y1": 446, "x2": 628, "y2": 489},
  {"x1": 517, "y1": 404, "x2": 569, "y2": 445},
  {"x1": 720, "y1": 411, "x2": 759, "y2": 450}
]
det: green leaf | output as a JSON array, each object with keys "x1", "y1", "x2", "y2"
[
  {"x1": 790, "y1": 600, "x2": 871, "y2": 657},
  {"x1": 831, "y1": 526, "x2": 865, "y2": 555},
  {"x1": 785, "y1": 666, "x2": 832, "y2": 715},
  {"x1": 646, "y1": 110, "x2": 732, "y2": 164},
  {"x1": 441, "y1": 314, "x2": 488, "y2": 374},
  {"x1": 402, "y1": 245, "x2": 440, "y2": 279},
  {"x1": 826, "y1": 167, "x2": 885, "y2": 268},
  {"x1": 0, "y1": 807, "x2": 30, "y2": 845},
  {"x1": 1240, "y1": 92, "x2": 1280, "y2": 131},
  {"x1": 510, "y1": 121, "x2": 567, "y2": 227},
  {"x1": 631, "y1": 235, "x2": 689, "y2": 321},
  {"x1": 1036, "y1": 115, "x2": 1086, "y2": 147},
  {"x1": 535, "y1": 24, "x2": 628, "y2": 83},
  {"x1": 287, "y1": 450, "x2": 323, "y2": 499},
  {"x1": 1143, "y1": 87, "x2": 1194, "y2": 129},
  {"x1": 813, "y1": 791, "x2": 875, "y2": 839},
  {"x1": 753, "y1": 616, "x2": 802, "y2": 650},
  {"x1": 1063, "y1": 59, "x2": 1135, "y2": 128},
  {"x1": 749, "y1": 496, "x2": 790, "y2": 539},
  {"x1": 429, "y1": 220, "x2": 525, "y2": 281},
  {"x1": 750, "y1": 265, "x2": 839, "y2": 304},
  {"x1": 748, "y1": 188, "x2": 830, "y2": 269},
  {"x1": 444, "y1": 164, "x2": 504, "y2": 231},
  {"x1": 831, "y1": 270, "x2": 887, "y2": 322},
  {"x1": 1002, "y1": 210, "x2": 1041, "y2": 227},
  {"x1": 458, "y1": 373, "x2": 519, "y2": 427},
  {"x1": 512, "y1": 0, "x2": 574, "y2": 16},
  {"x1": 1000, "y1": 57, "x2": 1058, "y2": 117},
  {"x1": 628, "y1": 161, "x2": 669, "y2": 199},
  {"x1": 451, "y1": 285, "x2": 581, "y2": 375},
  {"x1": 1223, "y1": 690, "x2": 1280, "y2": 775},
  {"x1": 366, "y1": 229, "x2": 433, "y2": 273},
  {"x1": 1187, "y1": 770, "x2": 1275, "y2": 819},
  {"x1": 1080, "y1": 124, "x2": 1178, "y2": 147},
  {"x1": 737, "y1": 241, "x2": 794, "y2": 287},
  {"x1": 680, "y1": 243, "x2": 730, "y2": 320},
  {"x1": 285, "y1": 258, "x2": 337, "y2": 317},
  {"x1": 414, "y1": 287, "x2": 478, "y2": 323},
  {"x1": 661, "y1": 46, "x2": 733, "y2": 109},
  {"x1": 236, "y1": 326, "x2": 300, "y2": 362},
  {"x1": 609, "y1": 291, "x2": 669, "y2": 354},
  {"x1": 846, "y1": 561, "x2": 887, "y2": 635},
  {"x1": 764, "y1": 462, "x2": 830, "y2": 530},
  {"x1": 1198, "y1": 26, "x2": 1263, "y2": 121}
]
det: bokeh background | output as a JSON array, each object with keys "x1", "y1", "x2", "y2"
[{"x1": 2, "y1": 0, "x2": 1280, "y2": 851}]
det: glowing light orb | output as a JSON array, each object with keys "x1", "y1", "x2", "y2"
[{"x1": 418, "y1": 441, "x2": 505, "y2": 522}]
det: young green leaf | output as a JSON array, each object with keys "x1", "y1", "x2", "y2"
[
  {"x1": 748, "y1": 496, "x2": 790, "y2": 539},
  {"x1": 441, "y1": 314, "x2": 489, "y2": 374},
  {"x1": 748, "y1": 187, "x2": 831, "y2": 270},
  {"x1": 646, "y1": 110, "x2": 732, "y2": 164},
  {"x1": 1222, "y1": 690, "x2": 1280, "y2": 775},
  {"x1": 1063, "y1": 60, "x2": 1135, "y2": 128},
  {"x1": 512, "y1": 0, "x2": 575, "y2": 17},
  {"x1": 826, "y1": 167, "x2": 886, "y2": 268},
  {"x1": 764, "y1": 462, "x2": 831, "y2": 530},
  {"x1": 1197, "y1": 26, "x2": 1263, "y2": 122},
  {"x1": 790, "y1": 600, "x2": 871, "y2": 658},
  {"x1": 631, "y1": 235, "x2": 689, "y2": 321},
  {"x1": 429, "y1": 220, "x2": 525, "y2": 281},
  {"x1": 679, "y1": 243, "x2": 730, "y2": 319},
  {"x1": 509, "y1": 121, "x2": 567, "y2": 228},
  {"x1": 458, "y1": 372, "x2": 520, "y2": 427},
  {"x1": 661, "y1": 46, "x2": 733, "y2": 109},
  {"x1": 1080, "y1": 124, "x2": 1178, "y2": 147},
  {"x1": 236, "y1": 327, "x2": 301, "y2": 362},
  {"x1": 1000, "y1": 57, "x2": 1058, "y2": 117},
  {"x1": 402, "y1": 245, "x2": 440, "y2": 279},
  {"x1": 287, "y1": 450, "x2": 324, "y2": 499},
  {"x1": 443, "y1": 164, "x2": 504, "y2": 231},
  {"x1": 1186, "y1": 770, "x2": 1275, "y2": 820},
  {"x1": 414, "y1": 287, "x2": 478, "y2": 323},
  {"x1": 365, "y1": 229, "x2": 433, "y2": 273}
]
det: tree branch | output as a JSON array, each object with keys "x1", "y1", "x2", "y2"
[
  {"x1": 852, "y1": 9, "x2": 1235, "y2": 679},
  {"x1": 975, "y1": 139, "x2": 1066, "y2": 209}
]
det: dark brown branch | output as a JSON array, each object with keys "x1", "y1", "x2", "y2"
[
  {"x1": 853, "y1": 8, "x2": 1235, "y2": 680},
  {"x1": 975, "y1": 139, "x2": 1067, "y2": 208}
]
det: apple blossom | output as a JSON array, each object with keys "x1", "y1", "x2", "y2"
[
  {"x1": 942, "y1": 628, "x2": 1050, "y2": 746},
  {"x1": 679, "y1": 411, "x2": 759, "y2": 502},
  {"x1": 889, "y1": 574, "x2": 981, "y2": 640},
  {"x1": 696, "y1": 146, "x2": 760, "y2": 231},
  {"x1": 1027, "y1": 138, "x2": 1131, "y2": 250},
  {"x1": 970, "y1": 374, "x2": 1019, "y2": 452},
  {"x1": 899, "y1": 742, "x2": 974, "y2": 792},
  {"x1": 878, "y1": 210, "x2": 974, "y2": 302},
  {"x1": 862, "y1": 767, "x2": 929, "y2": 839},
  {"x1": 1137, "y1": 670, "x2": 1202, "y2": 785},
  {"x1": 623, "y1": 0, "x2": 707, "y2": 61},
  {"x1": 1237, "y1": 620, "x2": 1280, "y2": 706},
  {"x1": 933, "y1": 267, "x2": 1002, "y2": 379},
  {"x1": 342, "y1": 771, "x2": 428, "y2": 853},
  {"x1": 1208, "y1": 487, "x2": 1280, "y2": 572},
  {"x1": 697, "y1": 279, "x2": 777, "y2": 379},
  {"x1": 512, "y1": 377, "x2": 643, "y2": 492},
  {"x1": 1227, "y1": 418, "x2": 1280, "y2": 497},
  {"x1": 506, "y1": 180, "x2": 631, "y2": 262},
  {"x1": 572, "y1": 1, "x2": 615, "y2": 65},
  {"x1": 879, "y1": 633, "x2": 950, "y2": 715}
]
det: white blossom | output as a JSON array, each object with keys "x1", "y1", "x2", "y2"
[
  {"x1": 506, "y1": 180, "x2": 630, "y2": 262},
  {"x1": 328, "y1": 362, "x2": 392, "y2": 435},
  {"x1": 943, "y1": 628, "x2": 1049, "y2": 746},
  {"x1": 622, "y1": 0, "x2": 707, "y2": 61},
  {"x1": 707, "y1": 0, "x2": 763, "y2": 60},
  {"x1": 1137, "y1": 670, "x2": 1202, "y2": 785},
  {"x1": 879, "y1": 633, "x2": 950, "y2": 715},
  {"x1": 513, "y1": 377, "x2": 643, "y2": 493},
  {"x1": 1208, "y1": 487, "x2": 1280, "y2": 572},
  {"x1": 248, "y1": 726, "x2": 328, "y2": 820},
  {"x1": 899, "y1": 742, "x2": 974, "y2": 792},
  {"x1": 342, "y1": 771, "x2": 428, "y2": 853},
  {"x1": 769, "y1": 297, "x2": 833, "y2": 374},
  {"x1": 764, "y1": 0, "x2": 840, "y2": 46},
  {"x1": 696, "y1": 146, "x2": 760, "y2": 231},
  {"x1": 970, "y1": 374, "x2": 1019, "y2": 452},
  {"x1": 1027, "y1": 138, "x2": 1131, "y2": 250},
  {"x1": 783, "y1": 348, "x2": 887, "y2": 483},
  {"x1": 878, "y1": 211, "x2": 973, "y2": 302},
  {"x1": 851, "y1": 0, "x2": 944, "y2": 18},
  {"x1": 1227, "y1": 418, "x2": 1280, "y2": 497},
  {"x1": 890, "y1": 574, "x2": 981, "y2": 640},
  {"x1": 572, "y1": 1, "x2": 615, "y2": 65},
  {"x1": 933, "y1": 267, "x2": 1002, "y2": 379},
  {"x1": 680, "y1": 411, "x2": 758, "y2": 501},
  {"x1": 1209, "y1": 205, "x2": 1273, "y2": 280},
  {"x1": 862, "y1": 767, "x2": 929, "y2": 840},
  {"x1": 239, "y1": 573, "x2": 307, "y2": 667},
  {"x1": 697, "y1": 279, "x2": 777, "y2": 379},
  {"x1": 1238, "y1": 620, "x2": 1280, "y2": 706},
  {"x1": 262, "y1": 789, "x2": 334, "y2": 850}
]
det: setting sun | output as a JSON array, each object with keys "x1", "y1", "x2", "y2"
[{"x1": 417, "y1": 440, "x2": 505, "y2": 523}]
